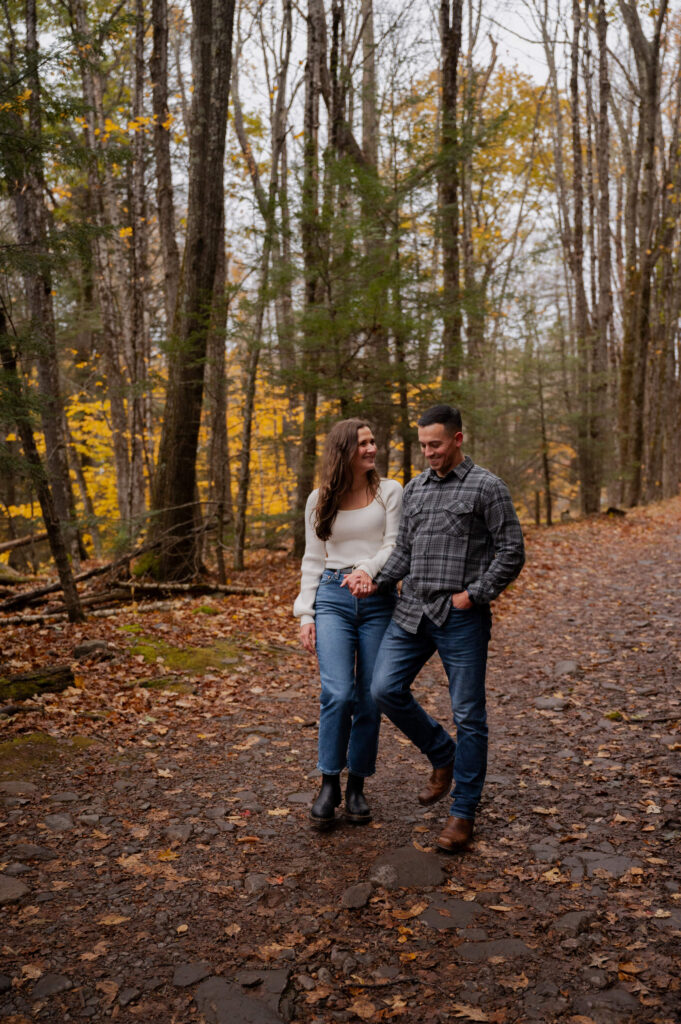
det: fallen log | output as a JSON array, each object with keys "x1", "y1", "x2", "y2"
[
  {"x1": 115, "y1": 581, "x2": 266, "y2": 597},
  {"x1": 1, "y1": 600, "x2": 175, "y2": 625},
  {"x1": 0, "y1": 531, "x2": 48, "y2": 554},
  {"x1": 0, "y1": 664, "x2": 75, "y2": 703},
  {"x1": 0, "y1": 541, "x2": 161, "y2": 613}
]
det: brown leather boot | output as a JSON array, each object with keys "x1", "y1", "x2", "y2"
[
  {"x1": 417, "y1": 761, "x2": 454, "y2": 806},
  {"x1": 437, "y1": 816, "x2": 474, "y2": 852}
]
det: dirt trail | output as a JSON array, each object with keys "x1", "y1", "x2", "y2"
[{"x1": 1, "y1": 499, "x2": 680, "y2": 1023}]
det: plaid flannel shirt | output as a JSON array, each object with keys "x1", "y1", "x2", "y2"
[{"x1": 375, "y1": 456, "x2": 525, "y2": 634}]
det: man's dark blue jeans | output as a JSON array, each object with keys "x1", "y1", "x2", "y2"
[{"x1": 371, "y1": 604, "x2": 492, "y2": 820}]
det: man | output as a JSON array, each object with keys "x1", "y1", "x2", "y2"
[{"x1": 368, "y1": 404, "x2": 525, "y2": 852}]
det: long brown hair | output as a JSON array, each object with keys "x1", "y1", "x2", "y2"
[{"x1": 314, "y1": 419, "x2": 380, "y2": 541}]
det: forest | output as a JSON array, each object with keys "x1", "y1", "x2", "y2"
[{"x1": 1, "y1": 0, "x2": 680, "y2": 610}]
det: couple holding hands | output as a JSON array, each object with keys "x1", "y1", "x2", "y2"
[{"x1": 293, "y1": 405, "x2": 525, "y2": 853}]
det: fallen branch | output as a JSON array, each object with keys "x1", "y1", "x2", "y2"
[
  {"x1": 0, "y1": 541, "x2": 161, "y2": 613},
  {"x1": 1, "y1": 600, "x2": 176, "y2": 625},
  {"x1": 0, "y1": 531, "x2": 48, "y2": 554},
  {"x1": 115, "y1": 581, "x2": 266, "y2": 597}
]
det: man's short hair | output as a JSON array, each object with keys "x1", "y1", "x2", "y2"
[{"x1": 417, "y1": 404, "x2": 462, "y2": 435}]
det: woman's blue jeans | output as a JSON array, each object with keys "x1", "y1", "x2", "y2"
[
  {"x1": 371, "y1": 605, "x2": 492, "y2": 819},
  {"x1": 315, "y1": 569, "x2": 395, "y2": 777}
]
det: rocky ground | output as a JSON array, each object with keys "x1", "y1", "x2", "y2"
[{"x1": 1, "y1": 498, "x2": 680, "y2": 1024}]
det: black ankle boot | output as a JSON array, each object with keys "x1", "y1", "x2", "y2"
[
  {"x1": 344, "y1": 773, "x2": 371, "y2": 825},
  {"x1": 310, "y1": 774, "x2": 341, "y2": 830}
]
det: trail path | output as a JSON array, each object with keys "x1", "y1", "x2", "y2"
[{"x1": 1, "y1": 499, "x2": 680, "y2": 1024}]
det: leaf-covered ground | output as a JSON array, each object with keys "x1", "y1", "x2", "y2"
[{"x1": 1, "y1": 499, "x2": 680, "y2": 1024}]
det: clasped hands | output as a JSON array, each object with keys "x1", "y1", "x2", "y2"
[{"x1": 340, "y1": 569, "x2": 377, "y2": 597}]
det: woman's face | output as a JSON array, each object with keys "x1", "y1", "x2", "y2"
[{"x1": 350, "y1": 426, "x2": 377, "y2": 477}]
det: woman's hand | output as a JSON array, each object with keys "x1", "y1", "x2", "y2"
[
  {"x1": 341, "y1": 569, "x2": 375, "y2": 597},
  {"x1": 300, "y1": 622, "x2": 316, "y2": 654}
]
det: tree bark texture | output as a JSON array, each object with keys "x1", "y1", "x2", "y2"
[
  {"x1": 0, "y1": 313, "x2": 84, "y2": 622},
  {"x1": 151, "y1": 0, "x2": 235, "y2": 579},
  {"x1": 439, "y1": 0, "x2": 464, "y2": 387}
]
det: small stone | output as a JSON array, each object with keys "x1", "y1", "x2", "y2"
[
  {"x1": 74, "y1": 639, "x2": 111, "y2": 658},
  {"x1": 244, "y1": 873, "x2": 268, "y2": 894},
  {"x1": 341, "y1": 882, "x2": 373, "y2": 909},
  {"x1": 4, "y1": 862, "x2": 30, "y2": 876},
  {"x1": 581, "y1": 968, "x2": 610, "y2": 990},
  {"x1": 534, "y1": 697, "x2": 569, "y2": 711},
  {"x1": 32, "y1": 973, "x2": 72, "y2": 999},
  {"x1": 8, "y1": 843, "x2": 55, "y2": 861},
  {"x1": 0, "y1": 780, "x2": 38, "y2": 796},
  {"x1": 420, "y1": 897, "x2": 482, "y2": 931},
  {"x1": 165, "y1": 823, "x2": 192, "y2": 843},
  {"x1": 51, "y1": 791, "x2": 79, "y2": 803},
  {"x1": 553, "y1": 910, "x2": 593, "y2": 936},
  {"x1": 369, "y1": 846, "x2": 445, "y2": 889},
  {"x1": 0, "y1": 875, "x2": 29, "y2": 904},
  {"x1": 316, "y1": 967, "x2": 333, "y2": 985},
  {"x1": 554, "y1": 660, "x2": 579, "y2": 677},
  {"x1": 0, "y1": 974, "x2": 11, "y2": 993},
  {"x1": 205, "y1": 804, "x2": 227, "y2": 819},
  {"x1": 194, "y1": 976, "x2": 281, "y2": 1024},
  {"x1": 456, "y1": 938, "x2": 532, "y2": 963},
  {"x1": 79, "y1": 813, "x2": 101, "y2": 826},
  {"x1": 295, "y1": 974, "x2": 315, "y2": 991},
  {"x1": 287, "y1": 791, "x2": 315, "y2": 804},
  {"x1": 173, "y1": 962, "x2": 213, "y2": 987},
  {"x1": 43, "y1": 813, "x2": 73, "y2": 832},
  {"x1": 118, "y1": 987, "x2": 140, "y2": 1007},
  {"x1": 572, "y1": 987, "x2": 639, "y2": 1021}
]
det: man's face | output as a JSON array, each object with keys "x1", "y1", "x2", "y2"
[{"x1": 418, "y1": 423, "x2": 463, "y2": 477}]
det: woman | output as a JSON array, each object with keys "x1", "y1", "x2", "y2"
[{"x1": 294, "y1": 419, "x2": 402, "y2": 830}]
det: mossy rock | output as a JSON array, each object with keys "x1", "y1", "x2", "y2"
[
  {"x1": 130, "y1": 637, "x2": 240, "y2": 674},
  {"x1": 140, "y1": 676, "x2": 195, "y2": 695},
  {"x1": 0, "y1": 732, "x2": 96, "y2": 778}
]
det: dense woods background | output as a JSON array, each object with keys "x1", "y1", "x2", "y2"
[{"x1": 1, "y1": 0, "x2": 680, "y2": 602}]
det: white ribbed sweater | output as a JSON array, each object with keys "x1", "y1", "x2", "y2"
[{"x1": 293, "y1": 478, "x2": 403, "y2": 625}]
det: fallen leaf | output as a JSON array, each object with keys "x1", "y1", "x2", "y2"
[
  {"x1": 21, "y1": 965, "x2": 42, "y2": 980},
  {"x1": 157, "y1": 768, "x2": 173, "y2": 778},
  {"x1": 266, "y1": 808, "x2": 290, "y2": 817},
  {"x1": 176, "y1": 924, "x2": 188, "y2": 934},
  {"x1": 618, "y1": 961, "x2": 645, "y2": 974},
  {"x1": 348, "y1": 997, "x2": 376, "y2": 1020},
  {"x1": 392, "y1": 901, "x2": 429, "y2": 919},
  {"x1": 224, "y1": 924, "x2": 241, "y2": 937},
  {"x1": 98, "y1": 914, "x2": 129, "y2": 926},
  {"x1": 305, "y1": 983, "x2": 332, "y2": 1005},
  {"x1": 452, "y1": 1003, "x2": 489, "y2": 1021},
  {"x1": 96, "y1": 980, "x2": 119, "y2": 1006},
  {"x1": 157, "y1": 849, "x2": 179, "y2": 861}
]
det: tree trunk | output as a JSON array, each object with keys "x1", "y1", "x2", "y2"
[
  {"x1": 616, "y1": 0, "x2": 669, "y2": 506},
  {"x1": 293, "y1": 0, "x2": 324, "y2": 559},
  {"x1": 150, "y1": 0, "x2": 236, "y2": 579},
  {"x1": 439, "y1": 0, "x2": 464, "y2": 388},
  {"x1": 151, "y1": 0, "x2": 181, "y2": 329},
  {"x1": 14, "y1": 0, "x2": 79, "y2": 563},
  {"x1": 569, "y1": 0, "x2": 598, "y2": 515},
  {"x1": 0, "y1": 314, "x2": 83, "y2": 622}
]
